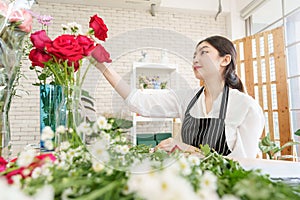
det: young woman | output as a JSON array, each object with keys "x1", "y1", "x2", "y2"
[{"x1": 91, "y1": 35, "x2": 265, "y2": 158}]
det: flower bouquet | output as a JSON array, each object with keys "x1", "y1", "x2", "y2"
[
  {"x1": 0, "y1": 0, "x2": 33, "y2": 157},
  {"x1": 28, "y1": 14, "x2": 112, "y2": 150},
  {"x1": 0, "y1": 116, "x2": 300, "y2": 200}
]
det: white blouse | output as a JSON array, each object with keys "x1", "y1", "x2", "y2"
[{"x1": 125, "y1": 88, "x2": 265, "y2": 159}]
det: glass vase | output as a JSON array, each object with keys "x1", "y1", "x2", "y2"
[
  {"x1": 55, "y1": 85, "x2": 86, "y2": 149},
  {"x1": 0, "y1": 26, "x2": 28, "y2": 157},
  {"x1": 40, "y1": 84, "x2": 63, "y2": 151}
]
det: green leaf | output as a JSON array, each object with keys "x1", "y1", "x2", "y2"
[
  {"x1": 110, "y1": 118, "x2": 133, "y2": 129},
  {"x1": 279, "y1": 141, "x2": 300, "y2": 152},
  {"x1": 295, "y1": 129, "x2": 300, "y2": 136},
  {"x1": 200, "y1": 144, "x2": 211, "y2": 156}
]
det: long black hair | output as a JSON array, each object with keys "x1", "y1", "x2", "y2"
[{"x1": 197, "y1": 35, "x2": 245, "y2": 93}]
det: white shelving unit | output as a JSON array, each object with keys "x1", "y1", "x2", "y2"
[{"x1": 131, "y1": 62, "x2": 178, "y2": 145}]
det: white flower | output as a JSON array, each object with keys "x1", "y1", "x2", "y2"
[
  {"x1": 68, "y1": 128, "x2": 74, "y2": 133},
  {"x1": 60, "y1": 141, "x2": 71, "y2": 151},
  {"x1": 61, "y1": 24, "x2": 68, "y2": 30},
  {"x1": 0, "y1": 179, "x2": 34, "y2": 200},
  {"x1": 188, "y1": 155, "x2": 200, "y2": 166},
  {"x1": 90, "y1": 141, "x2": 110, "y2": 163},
  {"x1": 17, "y1": 149, "x2": 36, "y2": 167},
  {"x1": 197, "y1": 189, "x2": 220, "y2": 200},
  {"x1": 92, "y1": 159, "x2": 105, "y2": 172},
  {"x1": 121, "y1": 136, "x2": 127, "y2": 142},
  {"x1": 178, "y1": 157, "x2": 192, "y2": 176},
  {"x1": 56, "y1": 126, "x2": 66, "y2": 134},
  {"x1": 40, "y1": 163, "x2": 53, "y2": 177},
  {"x1": 120, "y1": 145, "x2": 129, "y2": 154},
  {"x1": 67, "y1": 22, "x2": 82, "y2": 34},
  {"x1": 44, "y1": 140, "x2": 54, "y2": 151},
  {"x1": 41, "y1": 126, "x2": 54, "y2": 141},
  {"x1": 221, "y1": 194, "x2": 240, "y2": 200},
  {"x1": 104, "y1": 123, "x2": 112, "y2": 130},
  {"x1": 31, "y1": 167, "x2": 42, "y2": 179},
  {"x1": 33, "y1": 185, "x2": 54, "y2": 200},
  {"x1": 128, "y1": 169, "x2": 198, "y2": 200},
  {"x1": 11, "y1": 174, "x2": 22, "y2": 187},
  {"x1": 22, "y1": 169, "x2": 31, "y2": 176},
  {"x1": 200, "y1": 171, "x2": 218, "y2": 192},
  {"x1": 129, "y1": 158, "x2": 154, "y2": 173},
  {"x1": 77, "y1": 121, "x2": 93, "y2": 136},
  {"x1": 67, "y1": 149, "x2": 79, "y2": 161},
  {"x1": 94, "y1": 116, "x2": 108, "y2": 130},
  {"x1": 100, "y1": 132, "x2": 111, "y2": 145}
]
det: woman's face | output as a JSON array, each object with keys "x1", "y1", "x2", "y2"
[{"x1": 192, "y1": 41, "x2": 225, "y2": 81}]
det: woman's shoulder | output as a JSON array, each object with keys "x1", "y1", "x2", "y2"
[{"x1": 228, "y1": 88, "x2": 262, "y2": 110}]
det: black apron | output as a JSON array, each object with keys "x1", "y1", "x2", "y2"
[{"x1": 181, "y1": 85, "x2": 231, "y2": 156}]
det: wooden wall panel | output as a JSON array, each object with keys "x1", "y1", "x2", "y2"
[{"x1": 234, "y1": 26, "x2": 292, "y2": 157}]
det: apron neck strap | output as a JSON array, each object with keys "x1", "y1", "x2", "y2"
[{"x1": 185, "y1": 85, "x2": 229, "y2": 119}]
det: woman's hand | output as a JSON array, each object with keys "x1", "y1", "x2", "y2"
[{"x1": 156, "y1": 138, "x2": 193, "y2": 153}]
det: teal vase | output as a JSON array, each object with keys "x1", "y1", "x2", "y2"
[{"x1": 40, "y1": 84, "x2": 63, "y2": 151}]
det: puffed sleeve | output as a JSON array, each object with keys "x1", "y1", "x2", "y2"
[
  {"x1": 228, "y1": 96, "x2": 265, "y2": 159},
  {"x1": 124, "y1": 89, "x2": 182, "y2": 118}
]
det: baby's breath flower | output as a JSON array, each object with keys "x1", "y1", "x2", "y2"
[{"x1": 17, "y1": 149, "x2": 36, "y2": 167}]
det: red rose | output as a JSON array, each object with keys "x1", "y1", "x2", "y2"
[
  {"x1": 67, "y1": 60, "x2": 80, "y2": 72},
  {"x1": 46, "y1": 34, "x2": 83, "y2": 63},
  {"x1": 30, "y1": 30, "x2": 52, "y2": 50},
  {"x1": 5, "y1": 167, "x2": 25, "y2": 184},
  {"x1": 29, "y1": 49, "x2": 52, "y2": 68},
  {"x1": 89, "y1": 14, "x2": 108, "y2": 41},
  {"x1": 76, "y1": 35, "x2": 96, "y2": 56},
  {"x1": 0, "y1": 157, "x2": 7, "y2": 172},
  {"x1": 35, "y1": 153, "x2": 56, "y2": 161},
  {"x1": 91, "y1": 44, "x2": 112, "y2": 63}
]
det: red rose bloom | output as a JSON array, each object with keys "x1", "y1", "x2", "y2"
[
  {"x1": 30, "y1": 30, "x2": 52, "y2": 50},
  {"x1": 46, "y1": 34, "x2": 83, "y2": 63},
  {"x1": 91, "y1": 44, "x2": 112, "y2": 63},
  {"x1": 5, "y1": 167, "x2": 25, "y2": 184},
  {"x1": 29, "y1": 49, "x2": 52, "y2": 68},
  {"x1": 0, "y1": 157, "x2": 7, "y2": 172},
  {"x1": 76, "y1": 35, "x2": 96, "y2": 56},
  {"x1": 89, "y1": 14, "x2": 108, "y2": 41},
  {"x1": 35, "y1": 153, "x2": 56, "y2": 162}
]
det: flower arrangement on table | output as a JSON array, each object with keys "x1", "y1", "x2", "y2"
[
  {"x1": 28, "y1": 13, "x2": 112, "y2": 149},
  {"x1": 0, "y1": 0, "x2": 33, "y2": 157},
  {"x1": 0, "y1": 116, "x2": 300, "y2": 200},
  {"x1": 138, "y1": 75, "x2": 167, "y2": 89}
]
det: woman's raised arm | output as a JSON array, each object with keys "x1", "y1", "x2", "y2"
[{"x1": 91, "y1": 44, "x2": 131, "y2": 99}]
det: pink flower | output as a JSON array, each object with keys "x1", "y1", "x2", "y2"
[
  {"x1": 0, "y1": 1, "x2": 8, "y2": 15},
  {"x1": 9, "y1": 9, "x2": 33, "y2": 33},
  {"x1": 37, "y1": 15, "x2": 53, "y2": 26}
]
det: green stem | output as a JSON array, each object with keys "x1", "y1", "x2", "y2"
[
  {"x1": 79, "y1": 63, "x2": 91, "y2": 88},
  {"x1": 74, "y1": 181, "x2": 120, "y2": 200},
  {"x1": 48, "y1": 63, "x2": 64, "y2": 85}
]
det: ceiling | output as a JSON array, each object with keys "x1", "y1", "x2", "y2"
[{"x1": 37, "y1": 0, "x2": 254, "y2": 15}]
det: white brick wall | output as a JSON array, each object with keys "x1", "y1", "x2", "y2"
[{"x1": 8, "y1": 2, "x2": 228, "y2": 154}]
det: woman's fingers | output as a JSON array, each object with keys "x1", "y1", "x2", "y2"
[{"x1": 156, "y1": 138, "x2": 174, "y2": 152}]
